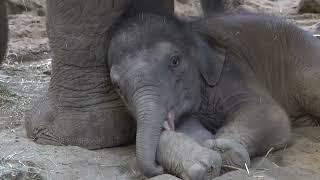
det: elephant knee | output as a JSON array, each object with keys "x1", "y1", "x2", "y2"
[
  {"x1": 203, "y1": 138, "x2": 250, "y2": 173},
  {"x1": 265, "y1": 106, "x2": 292, "y2": 150}
]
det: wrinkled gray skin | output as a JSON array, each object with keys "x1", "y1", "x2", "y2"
[
  {"x1": 24, "y1": 0, "x2": 224, "y2": 177},
  {"x1": 25, "y1": 0, "x2": 174, "y2": 149},
  {"x1": 157, "y1": 130, "x2": 222, "y2": 180},
  {"x1": 0, "y1": 0, "x2": 8, "y2": 64},
  {"x1": 108, "y1": 12, "x2": 320, "y2": 178}
]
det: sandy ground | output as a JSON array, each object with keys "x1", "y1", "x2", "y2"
[{"x1": 0, "y1": 0, "x2": 320, "y2": 179}]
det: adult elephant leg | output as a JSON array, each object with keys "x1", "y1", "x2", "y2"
[
  {"x1": 0, "y1": 0, "x2": 8, "y2": 64},
  {"x1": 25, "y1": 0, "x2": 136, "y2": 149}
]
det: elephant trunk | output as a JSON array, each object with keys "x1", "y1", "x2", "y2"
[{"x1": 133, "y1": 87, "x2": 165, "y2": 177}]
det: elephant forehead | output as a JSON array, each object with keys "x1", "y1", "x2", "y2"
[
  {"x1": 111, "y1": 35, "x2": 177, "y2": 61},
  {"x1": 148, "y1": 41, "x2": 178, "y2": 57},
  {"x1": 141, "y1": 42, "x2": 179, "y2": 62},
  {"x1": 154, "y1": 41, "x2": 176, "y2": 51},
  {"x1": 113, "y1": 43, "x2": 176, "y2": 82}
]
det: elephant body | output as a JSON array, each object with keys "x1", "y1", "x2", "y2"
[
  {"x1": 193, "y1": 14, "x2": 320, "y2": 127},
  {"x1": 23, "y1": 0, "x2": 313, "y2": 178},
  {"x1": 24, "y1": 1, "x2": 224, "y2": 177},
  {"x1": 0, "y1": 0, "x2": 8, "y2": 64},
  {"x1": 1, "y1": 0, "x2": 208, "y2": 177},
  {"x1": 25, "y1": 0, "x2": 177, "y2": 149},
  {"x1": 108, "y1": 12, "x2": 320, "y2": 178}
]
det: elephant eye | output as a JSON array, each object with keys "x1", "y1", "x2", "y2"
[
  {"x1": 170, "y1": 55, "x2": 181, "y2": 68},
  {"x1": 113, "y1": 83, "x2": 121, "y2": 94},
  {"x1": 112, "y1": 82, "x2": 127, "y2": 101}
]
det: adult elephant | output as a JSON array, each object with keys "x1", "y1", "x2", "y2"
[
  {"x1": 0, "y1": 0, "x2": 8, "y2": 64},
  {"x1": 25, "y1": 0, "x2": 174, "y2": 149}
]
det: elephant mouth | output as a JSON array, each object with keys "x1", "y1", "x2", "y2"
[{"x1": 163, "y1": 111, "x2": 175, "y2": 131}]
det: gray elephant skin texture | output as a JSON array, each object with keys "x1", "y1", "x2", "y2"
[
  {"x1": 21, "y1": 0, "x2": 228, "y2": 178},
  {"x1": 0, "y1": 0, "x2": 8, "y2": 64},
  {"x1": 24, "y1": 0, "x2": 227, "y2": 150},
  {"x1": 108, "y1": 12, "x2": 320, "y2": 178},
  {"x1": 24, "y1": 0, "x2": 175, "y2": 150}
]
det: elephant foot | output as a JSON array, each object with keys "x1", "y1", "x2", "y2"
[
  {"x1": 157, "y1": 131, "x2": 222, "y2": 180},
  {"x1": 203, "y1": 138, "x2": 250, "y2": 174},
  {"x1": 25, "y1": 92, "x2": 136, "y2": 149},
  {"x1": 185, "y1": 149, "x2": 221, "y2": 180}
]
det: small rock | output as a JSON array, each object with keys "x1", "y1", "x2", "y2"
[
  {"x1": 43, "y1": 70, "x2": 51, "y2": 76},
  {"x1": 148, "y1": 174, "x2": 181, "y2": 180},
  {"x1": 298, "y1": 0, "x2": 320, "y2": 14}
]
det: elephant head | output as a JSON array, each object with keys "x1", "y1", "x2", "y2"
[{"x1": 108, "y1": 14, "x2": 225, "y2": 177}]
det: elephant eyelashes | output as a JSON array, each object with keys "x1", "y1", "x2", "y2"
[
  {"x1": 170, "y1": 55, "x2": 181, "y2": 68},
  {"x1": 112, "y1": 81, "x2": 122, "y2": 96},
  {"x1": 114, "y1": 85, "x2": 128, "y2": 102}
]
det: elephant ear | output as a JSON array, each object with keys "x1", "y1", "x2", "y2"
[{"x1": 198, "y1": 35, "x2": 226, "y2": 87}]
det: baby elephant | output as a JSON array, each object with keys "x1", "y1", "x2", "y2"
[{"x1": 108, "y1": 12, "x2": 320, "y2": 178}]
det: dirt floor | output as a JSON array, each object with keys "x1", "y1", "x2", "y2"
[{"x1": 0, "y1": 0, "x2": 320, "y2": 180}]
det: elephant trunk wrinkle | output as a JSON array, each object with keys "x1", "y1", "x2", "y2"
[{"x1": 133, "y1": 88, "x2": 165, "y2": 177}]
